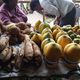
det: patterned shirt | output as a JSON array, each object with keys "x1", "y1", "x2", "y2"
[{"x1": 0, "y1": 3, "x2": 27, "y2": 25}]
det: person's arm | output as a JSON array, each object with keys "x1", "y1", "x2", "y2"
[
  {"x1": 0, "y1": 12, "x2": 13, "y2": 32},
  {"x1": 40, "y1": 0, "x2": 60, "y2": 17},
  {"x1": 0, "y1": 12, "x2": 11, "y2": 25},
  {"x1": 16, "y1": 5, "x2": 28, "y2": 23}
]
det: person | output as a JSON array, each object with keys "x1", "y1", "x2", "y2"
[
  {"x1": 0, "y1": 0, "x2": 3, "y2": 6},
  {"x1": 30, "y1": 0, "x2": 76, "y2": 27},
  {"x1": 0, "y1": 0, "x2": 28, "y2": 25}
]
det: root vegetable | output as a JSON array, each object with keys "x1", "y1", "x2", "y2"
[
  {"x1": 24, "y1": 35, "x2": 34, "y2": 61},
  {"x1": 16, "y1": 22, "x2": 27, "y2": 30},
  {"x1": 0, "y1": 45, "x2": 12, "y2": 61},
  {"x1": 21, "y1": 28, "x2": 32, "y2": 35},
  {"x1": 15, "y1": 42, "x2": 24, "y2": 68},
  {"x1": 0, "y1": 35, "x2": 9, "y2": 52},
  {"x1": 6, "y1": 23, "x2": 20, "y2": 35},
  {"x1": 31, "y1": 41, "x2": 42, "y2": 67}
]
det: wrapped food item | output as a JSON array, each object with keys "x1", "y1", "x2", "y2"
[
  {"x1": 31, "y1": 41, "x2": 42, "y2": 67},
  {"x1": 0, "y1": 34, "x2": 9, "y2": 52},
  {"x1": 24, "y1": 35, "x2": 34, "y2": 62}
]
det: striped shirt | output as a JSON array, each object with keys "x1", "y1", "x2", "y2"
[{"x1": 0, "y1": 3, "x2": 27, "y2": 25}]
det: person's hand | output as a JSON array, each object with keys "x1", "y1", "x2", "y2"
[
  {"x1": 54, "y1": 17, "x2": 58, "y2": 25},
  {"x1": 54, "y1": 19, "x2": 59, "y2": 25},
  {"x1": 54, "y1": 16, "x2": 61, "y2": 25}
]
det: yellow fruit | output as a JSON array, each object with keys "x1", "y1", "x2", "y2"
[
  {"x1": 72, "y1": 25, "x2": 79, "y2": 32},
  {"x1": 62, "y1": 25, "x2": 72, "y2": 32},
  {"x1": 42, "y1": 32, "x2": 53, "y2": 40},
  {"x1": 31, "y1": 33, "x2": 42, "y2": 46},
  {"x1": 39, "y1": 23, "x2": 50, "y2": 33},
  {"x1": 41, "y1": 38, "x2": 55, "y2": 50},
  {"x1": 52, "y1": 28, "x2": 61, "y2": 40},
  {"x1": 73, "y1": 38, "x2": 80, "y2": 44},
  {"x1": 55, "y1": 30, "x2": 67, "y2": 41},
  {"x1": 70, "y1": 33, "x2": 77, "y2": 40},
  {"x1": 76, "y1": 29, "x2": 80, "y2": 35},
  {"x1": 64, "y1": 43, "x2": 80, "y2": 63},
  {"x1": 29, "y1": 31, "x2": 35, "y2": 38},
  {"x1": 41, "y1": 27, "x2": 52, "y2": 36},
  {"x1": 67, "y1": 30, "x2": 74, "y2": 36},
  {"x1": 63, "y1": 43, "x2": 80, "y2": 69},
  {"x1": 51, "y1": 25, "x2": 61, "y2": 32},
  {"x1": 43, "y1": 42, "x2": 62, "y2": 62},
  {"x1": 57, "y1": 35, "x2": 72, "y2": 49},
  {"x1": 34, "y1": 20, "x2": 42, "y2": 31}
]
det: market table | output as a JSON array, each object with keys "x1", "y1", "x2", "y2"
[
  {"x1": 27, "y1": 11, "x2": 54, "y2": 27},
  {"x1": 0, "y1": 57, "x2": 80, "y2": 80},
  {"x1": 0, "y1": 11, "x2": 80, "y2": 80}
]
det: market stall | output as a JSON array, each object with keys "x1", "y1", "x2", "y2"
[
  {"x1": 0, "y1": 0, "x2": 80, "y2": 80},
  {"x1": 0, "y1": 11, "x2": 79, "y2": 80}
]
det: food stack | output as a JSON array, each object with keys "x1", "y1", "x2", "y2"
[{"x1": 0, "y1": 20, "x2": 80, "y2": 71}]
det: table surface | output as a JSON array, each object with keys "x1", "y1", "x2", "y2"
[{"x1": 27, "y1": 11, "x2": 54, "y2": 27}]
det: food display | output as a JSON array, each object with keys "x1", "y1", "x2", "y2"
[
  {"x1": 32, "y1": 20, "x2": 80, "y2": 69},
  {"x1": 0, "y1": 20, "x2": 80, "y2": 78},
  {"x1": 63, "y1": 43, "x2": 80, "y2": 69}
]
